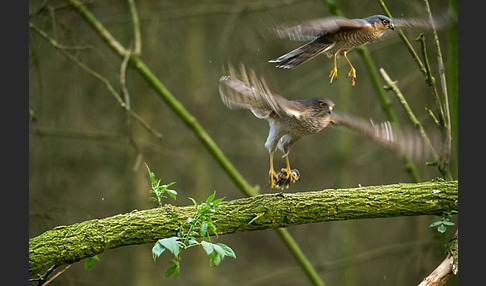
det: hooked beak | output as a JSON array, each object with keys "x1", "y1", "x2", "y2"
[
  {"x1": 328, "y1": 106, "x2": 333, "y2": 114},
  {"x1": 389, "y1": 23, "x2": 395, "y2": 30}
]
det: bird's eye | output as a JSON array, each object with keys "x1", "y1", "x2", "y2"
[
  {"x1": 319, "y1": 102, "x2": 327, "y2": 108},
  {"x1": 382, "y1": 19, "x2": 389, "y2": 25}
]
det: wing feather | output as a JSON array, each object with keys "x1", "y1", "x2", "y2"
[
  {"x1": 273, "y1": 16, "x2": 370, "y2": 41},
  {"x1": 330, "y1": 111, "x2": 431, "y2": 160},
  {"x1": 219, "y1": 64, "x2": 307, "y2": 119}
]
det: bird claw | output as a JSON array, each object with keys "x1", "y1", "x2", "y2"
[
  {"x1": 274, "y1": 168, "x2": 300, "y2": 189},
  {"x1": 269, "y1": 169, "x2": 279, "y2": 189},
  {"x1": 347, "y1": 68, "x2": 356, "y2": 86},
  {"x1": 329, "y1": 67, "x2": 338, "y2": 84}
]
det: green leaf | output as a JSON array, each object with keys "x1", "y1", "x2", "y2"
[
  {"x1": 164, "y1": 182, "x2": 176, "y2": 188},
  {"x1": 212, "y1": 197, "x2": 225, "y2": 205},
  {"x1": 429, "y1": 221, "x2": 443, "y2": 228},
  {"x1": 157, "y1": 237, "x2": 181, "y2": 257},
  {"x1": 206, "y1": 191, "x2": 216, "y2": 203},
  {"x1": 215, "y1": 243, "x2": 236, "y2": 258},
  {"x1": 152, "y1": 241, "x2": 166, "y2": 261},
  {"x1": 188, "y1": 197, "x2": 198, "y2": 207},
  {"x1": 210, "y1": 251, "x2": 223, "y2": 266},
  {"x1": 200, "y1": 222, "x2": 208, "y2": 237},
  {"x1": 84, "y1": 255, "x2": 99, "y2": 270},
  {"x1": 187, "y1": 239, "x2": 199, "y2": 246},
  {"x1": 185, "y1": 217, "x2": 194, "y2": 224},
  {"x1": 165, "y1": 260, "x2": 180, "y2": 279},
  {"x1": 201, "y1": 240, "x2": 213, "y2": 255},
  {"x1": 209, "y1": 243, "x2": 226, "y2": 266},
  {"x1": 208, "y1": 222, "x2": 217, "y2": 235},
  {"x1": 85, "y1": 257, "x2": 94, "y2": 270},
  {"x1": 166, "y1": 189, "x2": 178, "y2": 200},
  {"x1": 442, "y1": 221, "x2": 455, "y2": 226},
  {"x1": 437, "y1": 224, "x2": 447, "y2": 233},
  {"x1": 145, "y1": 163, "x2": 156, "y2": 185},
  {"x1": 212, "y1": 243, "x2": 225, "y2": 256}
]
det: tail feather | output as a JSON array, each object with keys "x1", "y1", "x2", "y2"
[{"x1": 269, "y1": 38, "x2": 332, "y2": 69}]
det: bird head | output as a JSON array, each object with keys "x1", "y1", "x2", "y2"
[
  {"x1": 304, "y1": 97, "x2": 334, "y2": 115},
  {"x1": 367, "y1": 15, "x2": 395, "y2": 30}
]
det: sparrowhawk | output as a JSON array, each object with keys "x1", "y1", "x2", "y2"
[
  {"x1": 219, "y1": 64, "x2": 428, "y2": 188},
  {"x1": 269, "y1": 13, "x2": 451, "y2": 86}
]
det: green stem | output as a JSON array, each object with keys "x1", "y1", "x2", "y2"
[
  {"x1": 275, "y1": 228, "x2": 325, "y2": 286},
  {"x1": 130, "y1": 56, "x2": 258, "y2": 196},
  {"x1": 423, "y1": 0, "x2": 453, "y2": 180},
  {"x1": 377, "y1": 0, "x2": 427, "y2": 76},
  {"x1": 62, "y1": 1, "x2": 326, "y2": 285},
  {"x1": 377, "y1": 0, "x2": 454, "y2": 180},
  {"x1": 379, "y1": 68, "x2": 441, "y2": 166},
  {"x1": 127, "y1": 0, "x2": 141, "y2": 55},
  {"x1": 447, "y1": 0, "x2": 458, "y2": 178},
  {"x1": 357, "y1": 46, "x2": 420, "y2": 183}
]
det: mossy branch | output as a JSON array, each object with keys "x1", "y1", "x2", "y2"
[{"x1": 30, "y1": 180, "x2": 458, "y2": 276}]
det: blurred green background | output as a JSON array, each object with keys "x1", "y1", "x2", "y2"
[{"x1": 29, "y1": 0, "x2": 457, "y2": 285}]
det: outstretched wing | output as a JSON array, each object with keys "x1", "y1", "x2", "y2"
[
  {"x1": 219, "y1": 64, "x2": 308, "y2": 119},
  {"x1": 393, "y1": 12, "x2": 455, "y2": 30},
  {"x1": 273, "y1": 16, "x2": 372, "y2": 42},
  {"x1": 330, "y1": 111, "x2": 431, "y2": 160}
]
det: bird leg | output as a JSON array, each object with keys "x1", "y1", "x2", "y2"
[
  {"x1": 328, "y1": 53, "x2": 338, "y2": 84},
  {"x1": 281, "y1": 155, "x2": 298, "y2": 183},
  {"x1": 343, "y1": 51, "x2": 356, "y2": 86},
  {"x1": 269, "y1": 151, "x2": 279, "y2": 188}
]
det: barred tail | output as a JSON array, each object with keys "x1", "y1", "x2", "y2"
[{"x1": 269, "y1": 38, "x2": 332, "y2": 69}]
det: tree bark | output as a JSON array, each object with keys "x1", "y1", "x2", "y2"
[
  {"x1": 418, "y1": 230, "x2": 458, "y2": 286},
  {"x1": 29, "y1": 180, "x2": 458, "y2": 276}
]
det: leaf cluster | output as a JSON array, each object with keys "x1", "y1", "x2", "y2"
[
  {"x1": 146, "y1": 163, "x2": 177, "y2": 207},
  {"x1": 429, "y1": 210, "x2": 457, "y2": 233},
  {"x1": 151, "y1": 191, "x2": 236, "y2": 279}
]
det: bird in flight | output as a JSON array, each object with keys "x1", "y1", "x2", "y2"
[
  {"x1": 219, "y1": 64, "x2": 429, "y2": 189},
  {"x1": 269, "y1": 13, "x2": 451, "y2": 86}
]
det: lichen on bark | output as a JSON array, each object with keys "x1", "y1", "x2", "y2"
[{"x1": 29, "y1": 180, "x2": 458, "y2": 276}]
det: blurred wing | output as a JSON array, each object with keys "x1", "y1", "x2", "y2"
[
  {"x1": 393, "y1": 12, "x2": 455, "y2": 30},
  {"x1": 330, "y1": 111, "x2": 430, "y2": 160},
  {"x1": 273, "y1": 16, "x2": 370, "y2": 41},
  {"x1": 219, "y1": 64, "x2": 307, "y2": 119}
]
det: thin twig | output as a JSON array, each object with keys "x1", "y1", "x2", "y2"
[
  {"x1": 377, "y1": 0, "x2": 427, "y2": 76},
  {"x1": 422, "y1": 0, "x2": 452, "y2": 179},
  {"x1": 29, "y1": 21, "x2": 163, "y2": 141},
  {"x1": 127, "y1": 0, "x2": 141, "y2": 55},
  {"x1": 64, "y1": 0, "x2": 127, "y2": 56},
  {"x1": 415, "y1": 35, "x2": 451, "y2": 180},
  {"x1": 415, "y1": 34, "x2": 445, "y2": 125},
  {"x1": 379, "y1": 68, "x2": 439, "y2": 162},
  {"x1": 377, "y1": 0, "x2": 452, "y2": 180},
  {"x1": 41, "y1": 264, "x2": 72, "y2": 285},
  {"x1": 120, "y1": 49, "x2": 144, "y2": 171},
  {"x1": 321, "y1": 0, "x2": 421, "y2": 183}
]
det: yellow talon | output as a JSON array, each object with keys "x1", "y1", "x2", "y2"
[
  {"x1": 343, "y1": 51, "x2": 356, "y2": 86},
  {"x1": 347, "y1": 67, "x2": 356, "y2": 86},
  {"x1": 280, "y1": 168, "x2": 298, "y2": 183},
  {"x1": 329, "y1": 53, "x2": 338, "y2": 85},
  {"x1": 329, "y1": 67, "x2": 338, "y2": 84},
  {"x1": 269, "y1": 168, "x2": 279, "y2": 189},
  {"x1": 269, "y1": 151, "x2": 279, "y2": 188}
]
